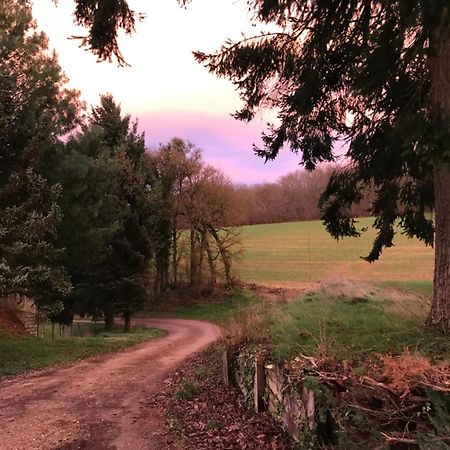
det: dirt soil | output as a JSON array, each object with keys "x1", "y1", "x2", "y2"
[
  {"x1": 0, "y1": 308, "x2": 27, "y2": 336},
  {"x1": 0, "y1": 318, "x2": 221, "y2": 450}
]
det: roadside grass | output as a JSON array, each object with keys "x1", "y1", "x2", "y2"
[
  {"x1": 239, "y1": 218, "x2": 434, "y2": 287},
  {"x1": 0, "y1": 323, "x2": 165, "y2": 378},
  {"x1": 266, "y1": 291, "x2": 449, "y2": 363},
  {"x1": 175, "y1": 380, "x2": 199, "y2": 400},
  {"x1": 141, "y1": 287, "x2": 263, "y2": 325}
]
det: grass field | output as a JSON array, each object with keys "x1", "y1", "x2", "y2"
[
  {"x1": 238, "y1": 218, "x2": 434, "y2": 294},
  {"x1": 0, "y1": 323, "x2": 165, "y2": 378}
]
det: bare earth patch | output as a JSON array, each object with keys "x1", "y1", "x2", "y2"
[
  {"x1": 0, "y1": 309, "x2": 27, "y2": 336},
  {"x1": 243, "y1": 277, "x2": 427, "y2": 310}
]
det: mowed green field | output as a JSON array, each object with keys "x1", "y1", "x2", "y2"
[{"x1": 238, "y1": 218, "x2": 434, "y2": 292}]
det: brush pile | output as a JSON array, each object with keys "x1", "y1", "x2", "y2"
[{"x1": 287, "y1": 351, "x2": 450, "y2": 448}]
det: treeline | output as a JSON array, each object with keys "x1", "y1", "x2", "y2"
[
  {"x1": 0, "y1": 2, "x2": 238, "y2": 331},
  {"x1": 231, "y1": 167, "x2": 372, "y2": 226}
]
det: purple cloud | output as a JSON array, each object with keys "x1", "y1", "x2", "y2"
[{"x1": 138, "y1": 111, "x2": 302, "y2": 185}]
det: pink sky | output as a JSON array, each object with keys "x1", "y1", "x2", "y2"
[
  {"x1": 141, "y1": 112, "x2": 302, "y2": 184},
  {"x1": 32, "y1": 0, "x2": 301, "y2": 184}
]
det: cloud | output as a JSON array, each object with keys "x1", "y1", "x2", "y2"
[{"x1": 139, "y1": 111, "x2": 301, "y2": 184}]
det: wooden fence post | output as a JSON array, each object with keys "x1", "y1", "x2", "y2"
[
  {"x1": 254, "y1": 354, "x2": 266, "y2": 413},
  {"x1": 222, "y1": 350, "x2": 230, "y2": 385}
]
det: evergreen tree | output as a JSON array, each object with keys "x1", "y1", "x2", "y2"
[
  {"x1": 42, "y1": 128, "x2": 123, "y2": 322},
  {"x1": 0, "y1": 0, "x2": 80, "y2": 305},
  {"x1": 47, "y1": 95, "x2": 158, "y2": 331},
  {"x1": 190, "y1": 1, "x2": 450, "y2": 332}
]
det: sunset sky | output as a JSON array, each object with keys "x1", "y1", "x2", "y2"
[{"x1": 32, "y1": 0, "x2": 302, "y2": 184}]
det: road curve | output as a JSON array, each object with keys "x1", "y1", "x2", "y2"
[{"x1": 0, "y1": 318, "x2": 221, "y2": 450}]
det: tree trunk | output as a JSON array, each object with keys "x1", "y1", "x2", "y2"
[
  {"x1": 163, "y1": 256, "x2": 169, "y2": 291},
  {"x1": 208, "y1": 226, "x2": 233, "y2": 286},
  {"x1": 123, "y1": 312, "x2": 132, "y2": 333},
  {"x1": 205, "y1": 237, "x2": 217, "y2": 288},
  {"x1": 198, "y1": 231, "x2": 206, "y2": 286},
  {"x1": 428, "y1": 18, "x2": 450, "y2": 332},
  {"x1": 172, "y1": 228, "x2": 178, "y2": 286},
  {"x1": 104, "y1": 305, "x2": 114, "y2": 331},
  {"x1": 428, "y1": 164, "x2": 450, "y2": 332},
  {"x1": 189, "y1": 227, "x2": 198, "y2": 286}
]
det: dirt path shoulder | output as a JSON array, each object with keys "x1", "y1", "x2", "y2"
[{"x1": 0, "y1": 318, "x2": 221, "y2": 450}]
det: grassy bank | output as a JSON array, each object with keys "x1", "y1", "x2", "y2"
[
  {"x1": 0, "y1": 323, "x2": 165, "y2": 378},
  {"x1": 223, "y1": 290, "x2": 450, "y2": 450},
  {"x1": 239, "y1": 218, "x2": 434, "y2": 291},
  {"x1": 264, "y1": 291, "x2": 448, "y2": 363},
  {"x1": 141, "y1": 287, "x2": 263, "y2": 325}
]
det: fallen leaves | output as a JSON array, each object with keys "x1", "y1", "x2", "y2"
[{"x1": 146, "y1": 347, "x2": 293, "y2": 450}]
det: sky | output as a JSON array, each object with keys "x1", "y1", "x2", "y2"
[{"x1": 32, "y1": 0, "x2": 302, "y2": 184}]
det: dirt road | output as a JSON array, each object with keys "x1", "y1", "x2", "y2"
[{"x1": 0, "y1": 318, "x2": 221, "y2": 450}]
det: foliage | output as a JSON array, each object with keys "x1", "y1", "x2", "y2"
[
  {"x1": 193, "y1": 0, "x2": 449, "y2": 256},
  {"x1": 148, "y1": 138, "x2": 202, "y2": 294},
  {"x1": 67, "y1": 0, "x2": 450, "y2": 331},
  {"x1": 0, "y1": 0, "x2": 80, "y2": 306},
  {"x1": 42, "y1": 94, "x2": 161, "y2": 329},
  {"x1": 71, "y1": 0, "x2": 193, "y2": 64},
  {"x1": 231, "y1": 165, "x2": 370, "y2": 225},
  {"x1": 175, "y1": 380, "x2": 199, "y2": 400},
  {"x1": 42, "y1": 96, "x2": 242, "y2": 327},
  {"x1": 73, "y1": 0, "x2": 139, "y2": 65},
  {"x1": 192, "y1": 1, "x2": 450, "y2": 330}
]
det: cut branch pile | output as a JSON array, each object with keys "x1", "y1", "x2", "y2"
[{"x1": 287, "y1": 351, "x2": 450, "y2": 447}]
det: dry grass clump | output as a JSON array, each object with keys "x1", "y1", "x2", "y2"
[
  {"x1": 319, "y1": 276, "x2": 377, "y2": 300},
  {"x1": 222, "y1": 302, "x2": 272, "y2": 349},
  {"x1": 319, "y1": 276, "x2": 429, "y2": 320}
]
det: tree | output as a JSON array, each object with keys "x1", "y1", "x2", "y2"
[
  {"x1": 88, "y1": 95, "x2": 159, "y2": 331},
  {"x1": 188, "y1": 2, "x2": 450, "y2": 333},
  {"x1": 180, "y1": 164, "x2": 240, "y2": 288},
  {"x1": 148, "y1": 138, "x2": 202, "y2": 293},
  {"x1": 72, "y1": 0, "x2": 140, "y2": 65},
  {"x1": 148, "y1": 138, "x2": 241, "y2": 292},
  {"x1": 45, "y1": 95, "x2": 159, "y2": 331},
  {"x1": 0, "y1": 0, "x2": 80, "y2": 305},
  {"x1": 42, "y1": 127, "x2": 124, "y2": 325}
]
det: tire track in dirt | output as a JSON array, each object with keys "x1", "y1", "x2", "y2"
[{"x1": 0, "y1": 318, "x2": 221, "y2": 450}]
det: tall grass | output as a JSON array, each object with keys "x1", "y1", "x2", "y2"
[{"x1": 266, "y1": 292, "x2": 448, "y2": 363}]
